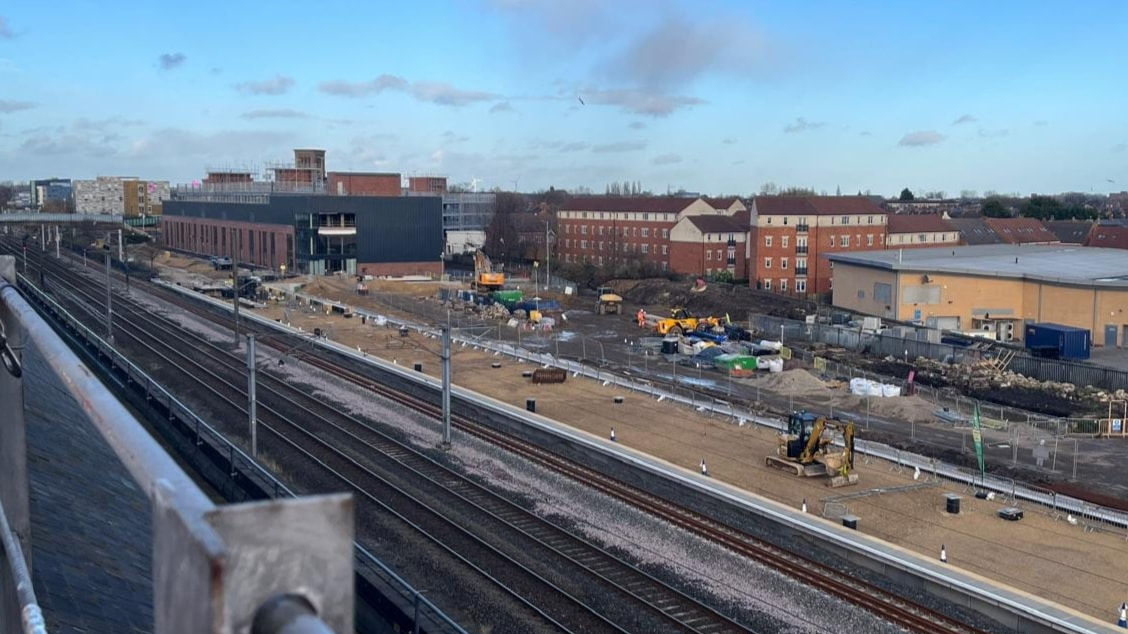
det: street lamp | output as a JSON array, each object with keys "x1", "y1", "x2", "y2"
[{"x1": 533, "y1": 261, "x2": 539, "y2": 296}]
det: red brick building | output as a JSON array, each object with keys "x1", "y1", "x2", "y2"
[
  {"x1": 162, "y1": 216, "x2": 295, "y2": 271},
  {"x1": 327, "y1": 172, "x2": 402, "y2": 196},
  {"x1": 749, "y1": 196, "x2": 888, "y2": 296},
  {"x1": 407, "y1": 176, "x2": 448, "y2": 194},
  {"x1": 555, "y1": 196, "x2": 747, "y2": 274}
]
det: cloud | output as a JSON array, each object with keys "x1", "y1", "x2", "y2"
[
  {"x1": 578, "y1": 88, "x2": 704, "y2": 117},
  {"x1": 783, "y1": 117, "x2": 823, "y2": 133},
  {"x1": 489, "y1": 101, "x2": 514, "y2": 113},
  {"x1": 651, "y1": 153, "x2": 682, "y2": 165},
  {"x1": 319, "y1": 74, "x2": 408, "y2": 97},
  {"x1": 859, "y1": 131, "x2": 872, "y2": 136},
  {"x1": 898, "y1": 130, "x2": 946, "y2": 147},
  {"x1": 628, "y1": 121, "x2": 647, "y2": 130},
  {"x1": 0, "y1": 17, "x2": 13, "y2": 39},
  {"x1": 126, "y1": 128, "x2": 293, "y2": 161},
  {"x1": 241, "y1": 108, "x2": 309, "y2": 119},
  {"x1": 601, "y1": 11, "x2": 776, "y2": 90},
  {"x1": 560, "y1": 142, "x2": 589, "y2": 152},
  {"x1": 952, "y1": 114, "x2": 976, "y2": 125},
  {"x1": 977, "y1": 127, "x2": 1009, "y2": 138},
  {"x1": 1034, "y1": 120, "x2": 1049, "y2": 127},
  {"x1": 442, "y1": 130, "x2": 471, "y2": 143},
  {"x1": 592, "y1": 140, "x2": 647, "y2": 153},
  {"x1": 158, "y1": 53, "x2": 186, "y2": 70},
  {"x1": 1114, "y1": 143, "x2": 1127, "y2": 153},
  {"x1": 320, "y1": 74, "x2": 498, "y2": 106},
  {"x1": 721, "y1": 137, "x2": 736, "y2": 144},
  {"x1": 235, "y1": 75, "x2": 295, "y2": 96},
  {"x1": 411, "y1": 81, "x2": 499, "y2": 106},
  {"x1": 0, "y1": 100, "x2": 35, "y2": 113}
]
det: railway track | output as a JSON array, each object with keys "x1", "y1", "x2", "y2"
[
  {"x1": 11, "y1": 240, "x2": 997, "y2": 634},
  {"x1": 12, "y1": 243, "x2": 765, "y2": 633}
]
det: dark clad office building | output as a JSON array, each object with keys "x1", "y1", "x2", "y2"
[{"x1": 162, "y1": 194, "x2": 443, "y2": 277}]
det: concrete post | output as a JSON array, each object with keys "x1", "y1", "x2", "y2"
[{"x1": 441, "y1": 319, "x2": 452, "y2": 451}]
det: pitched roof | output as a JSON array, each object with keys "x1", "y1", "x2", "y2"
[
  {"x1": 887, "y1": 213, "x2": 956, "y2": 234},
  {"x1": 948, "y1": 217, "x2": 1003, "y2": 245},
  {"x1": 685, "y1": 215, "x2": 746, "y2": 233},
  {"x1": 752, "y1": 195, "x2": 885, "y2": 216},
  {"x1": 704, "y1": 196, "x2": 743, "y2": 210},
  {"x1": 805, "y1": 196, "x2": 886, "y2": 216},
  {"x1": 983, "y1": 217, "x2": 1059, "y2": 244},
  {"x1": 1043, "y1": 220, "x2": 1093, "y2": 245},
  {"x1": 563, "y1": 196, "x2": 696, "y2": 213},
  {"x1": 1084, "y1": 225, "x2": 1128, "y2": 250}
]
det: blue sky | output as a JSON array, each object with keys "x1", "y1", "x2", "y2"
[{"x1": 1, "y1": 0, "x2": 1126, "y2": 196}]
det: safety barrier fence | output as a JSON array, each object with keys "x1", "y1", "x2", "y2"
[
  {"x1": 186, "y1": 283, "x2": 1128, "y2": 560},
  {"x1": 5, "y1": 257, "x2": 468, "y2": 634}
]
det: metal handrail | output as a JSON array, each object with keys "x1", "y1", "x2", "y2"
[
  {"x1": 2, "y1": 262, "x2": 351, "y2": 634},
  {"x1": 18, "y1": 272, "x2": 467, "y2": 634},
  {"x1": 0, "y1": 497, "x2": 45, "y2": 634}
]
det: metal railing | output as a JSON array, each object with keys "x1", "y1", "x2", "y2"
[
  {"x1": 17, "y1": 260, "x2": 469, "y2": 634},
  {"x1": 0, "y1": 255, "x2": 354, "y2": 634}
]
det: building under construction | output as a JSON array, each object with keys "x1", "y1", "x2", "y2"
[{"x1": 162, "y1": 149, "x2": 443, "y2": 277}]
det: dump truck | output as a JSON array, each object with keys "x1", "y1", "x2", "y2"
[{"x1": 595, "y1": 286, "x2": 623, "y2": 315}]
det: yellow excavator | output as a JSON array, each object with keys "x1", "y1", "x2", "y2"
[
  {"x1": 473, "y1": 250, "x2": 505, "y2": 291},
  {"x1": 766, "y1": 411, "x2": 859, "y2": 488}
]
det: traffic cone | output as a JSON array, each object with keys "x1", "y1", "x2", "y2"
[
  {"x1": 940, "y1": 544, "x2": 947, "y2": 564},
  {"x1": 1118, "y1": 602, "x2": 1127, "y2": 628},
  {"x1": 610, "y1": 427, "x2": 617, "y2": 442},
  {"x1": 700, "y1": 459, "x2": 708, "y2": 476},
  {"x1": 801, "y1": 498, "x2": 807, "y2": 513}
]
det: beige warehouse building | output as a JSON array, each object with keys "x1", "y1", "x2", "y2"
[{"x1": 828, "y1": 245, "x2": 1128, "y2": 347}]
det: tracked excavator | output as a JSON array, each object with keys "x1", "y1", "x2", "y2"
[
  {"x1": 766, "y1": 411, "x2": 859, "y2": 488},
  {"x1": 472, "y1": 250, "x2": 505, "y2": 291}
]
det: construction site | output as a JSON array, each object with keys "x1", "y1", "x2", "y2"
[{"x1": 138, "y1": 250, "x2": 1128, "y2": 625}]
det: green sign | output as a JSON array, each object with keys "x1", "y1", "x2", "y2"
[{"x1": 971, "y1": 403, "x2": 985, "y2": 477}]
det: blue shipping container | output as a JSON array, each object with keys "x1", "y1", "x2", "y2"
[{"x1": 1023, "y1": 323, "x2": 1090, "y2": 360}]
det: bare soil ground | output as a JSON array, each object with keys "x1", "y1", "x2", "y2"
[{"x1": 247, "y1": 294, "x2": 1127, "y2": 622}]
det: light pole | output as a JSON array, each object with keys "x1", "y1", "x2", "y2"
[
  {"x1": 247, "y1": 333, "x2": 258, "y2": 456},
  {"x1": 533, "y1": 261, "x2": 539, "y2": 296},
  {"x1": 231, "y1": 232, "x2": 240, "y2": 348},
  {"x1": 545, "y1": 223, "x2": 553, "y2": 289},
  {"x1": 441, "y1": 313, "x2": 452, "y2": 451},
  {"x1": 105, "y1": 246, "x2": 113, "y2": 344}
]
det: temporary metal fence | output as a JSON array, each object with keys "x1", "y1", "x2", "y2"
[
  {"x1": 749, "y1": 313, "x2": 1128, "y2": 393},
  {"x1": 326, "y1": 288, "x2": 1128, "y2": 536},
  {"x1": 4, "y1": 257, "x2": 468, "y2": 634}
]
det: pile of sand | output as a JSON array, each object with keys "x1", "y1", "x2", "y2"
[{"x1": 758, "y1": 369, "x2": 832, "y2": 396}]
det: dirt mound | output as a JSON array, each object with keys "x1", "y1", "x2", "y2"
[
  {"x1": 618, "y1": 278, "x2": 814, "y2": 321},
  {"x1": 839, "y1": 393, "x2": 937, "y2": 422},
  {"x1": 759, "y1": 369, "x2": 831, "y2": 395}
]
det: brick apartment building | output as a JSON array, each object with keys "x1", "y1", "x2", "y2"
[
  {"x1": 748, "y1": 196, "x2": 887, "y2": 296},
  {"x1": 555, "y1": 196, "x2": 747, "y2": 275}
]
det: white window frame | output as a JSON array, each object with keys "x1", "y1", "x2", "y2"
[{"x1": 764, "y1": 257, "x2": 772, "y2": 268}]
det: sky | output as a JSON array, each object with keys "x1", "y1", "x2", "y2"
[{"x1": 1, "y1": 0, "x2": 1126, "y2": 197}]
